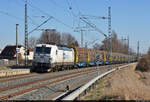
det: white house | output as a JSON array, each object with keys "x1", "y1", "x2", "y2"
[{"x1": 0, "y1": 45, "x2": 33, "y2": 60}]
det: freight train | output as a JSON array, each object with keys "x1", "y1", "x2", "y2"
[{"x1": 31, "y1": 44, "x2": 136, "y2": 72}]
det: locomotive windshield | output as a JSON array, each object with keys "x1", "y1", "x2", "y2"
[{"x1": 35, "y1": 47, "x2": 51, "y2": 54}]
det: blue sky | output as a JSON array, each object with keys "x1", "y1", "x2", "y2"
[{"x1": 0, "y1": 0, "x2": 150, "y2": 54}]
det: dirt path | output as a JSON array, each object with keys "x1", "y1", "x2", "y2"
[{"x1": 80, "y1": 63, "x2": 150, "y2": 100}]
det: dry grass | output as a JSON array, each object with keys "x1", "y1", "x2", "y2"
[
  {"x1": 0, "y1": 66, "x2": 11, "y2": 70},
  {"x1": 136, "y1": 57, "x2": 150, "y2": 72},
  {"x1": 80, "y1": 63, "x2": 150, "y2": 100},
  {"x1": 136, "y1": 51, "x2": 150, "y2": 72}
]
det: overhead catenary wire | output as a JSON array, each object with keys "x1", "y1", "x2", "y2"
[
  {"x1": 48, "y1": 0, "x2": 67, "y2": 11},
  {"x1": 21, "y1": 0, "x2": 73, "y2": 29},
  {"x1": 66, "y1": 0, "x2": 72, "y2": 10},
  {"x1": 64, "y1": 0, "x2": 83, "y2": 31},
  {"x1": 0, "y1": 10, "x2": 23, "y2": 21},
  {"x1": 64, "y1": 0, "x2": 108, "y2": 48},
  {"x1": 6, "y1": 0, "x2": 41, "y2": 27},
  {"x1": 49, "y1": 0, "x2": 75, "y2": 30},
  {"x1": 28, "y1": 17, "x2": 53, "y2": 36},
  {"x1": 80, "y1": 17, "x2": 107, "y2": 38},
  {"x1": 0, "y1": 9, "x2": 43, "y2": 28},
  {"x1": 48, "y1": 0, "x2": 79, "y2": 29},
  {"x1": 14, "y1": 0, "x2": 25, "y2": 7},
  {"x1": 48, "y1": 0, "x2": 77, "y2": 18},
  {"x1": 48, "y1": 0, "x2": 81, "y2": 22},
  {"x1": 64, "y1": 0, "x2": 106, "y2": 35},
  {"x1": 73, "y1": 0, "x2": 82, "y2": 14},
  {"x1": 65, "y1": 0, "x2": 79, "y2": 18},
  {"x1": 28, "y1": 16, "x2": 39, "y2": 26},
  {"x1": 21, "y1": 0, "x2": 107, "y2": 40},
  {"x1": 15, "y1": 0, "x2": 42, "y2": 26}
]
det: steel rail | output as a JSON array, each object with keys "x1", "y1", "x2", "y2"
[{"x1": 0, "y1": 69, "x2": 99, "y2": 100}]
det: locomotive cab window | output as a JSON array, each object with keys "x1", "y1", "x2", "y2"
[{"x1": 35, "y1": 47, "x2": 51, "y2": 54}]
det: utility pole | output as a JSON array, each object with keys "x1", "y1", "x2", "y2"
[
  {"x1": 85, "y1": 42, "x2": 87, "y2": 48},
  {"x1": 121, "y1": 36, "x2": 123, "y2": 53},
  {"x1": 127, "y1": 36, "x2": 130, "y2": 62},
  {"x1": 74, "y1": 28, "x2": 85, "y2": 48},
  {"x1": 137, "y1": 41, "x2": 139, "y2": 61},
  {"x1": 81, "y1": 29, "x2": 84, "y2": 47},
  {"x1": 16, "y1": 24, "x2": 19, "y2": 66},
  {"x1": 121, "y1": 36, "x2": 130, "y2": 62},
  {"x1": 127, "y1": 36, "x2": 129, "y2": 54},
  {"x1": 108, "y1": 6, "x2": 112, "y2": 62},
  {"x1": 24, "y1": 0, "x2": 28, "y2": 66}
]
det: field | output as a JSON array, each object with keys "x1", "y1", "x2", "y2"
[{"x1": 80, "y1": 63, "x2": 150, "y2": 100}]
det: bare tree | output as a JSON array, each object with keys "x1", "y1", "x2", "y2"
[
  {"x1": 98, "y1": 30, "x2": 135, "y2": 54},
  {"x1": 38, "y1": 29, "x2": 61, "y2": 45},
  {"x1": 37, "y1": 29, "x2": 79, "y2": 47},
  {"x1": 28, "y1": 36, "x2": 38, "y2": 48},
  {"x1": 61, "y1": 33, "x2": 79, "y2": 47}
]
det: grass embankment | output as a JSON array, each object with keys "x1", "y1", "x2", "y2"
[
  {"x1": 0, "y1": 66, "x2": 11, "y2": 70},
  {"x1": 80, "y1": 63, "x2": 150, "y2": 100}
]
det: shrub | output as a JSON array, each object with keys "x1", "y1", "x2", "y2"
[{"x1": 136, "y1": 57, "x2": 150, "y2": 72}]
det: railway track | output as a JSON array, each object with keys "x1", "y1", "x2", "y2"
[
  {"x1": 0, "y1": 64, "x2": 119, "y2": 83},
  {"x1": 0, "y1": 67, "x2": 98, "y2": 84},
  {"x1": 0, "y1": 64, "x2": 125, "y2": 100},
  {"x1": 0, "y1": 73, "x2": 38, "y2": 83},
  {"x1": 0, "y1": 68, "x2": 91, "y2": 83}
]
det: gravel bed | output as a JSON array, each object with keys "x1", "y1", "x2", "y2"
[
  {"x1": 0, "y1": 67, "x2": 96, "y2": 89},
  {"x1": 0, "y1": 65, "x2": 117, "y2": 100},
  {"x1": 9, "y1": 68, "x2": 109, "y2": 100},
  {"x1": 0, "y1": 69, "x2": 95, "y2": 98}
]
